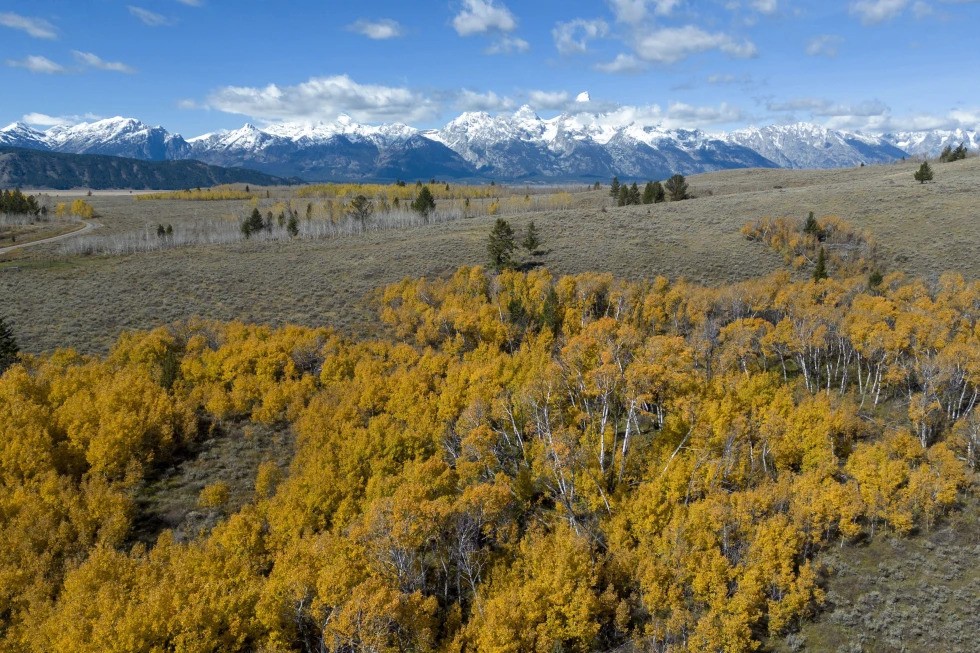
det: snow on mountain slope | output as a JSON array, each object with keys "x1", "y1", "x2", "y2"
[
  {"x1": 0, "y1": 122, "x2": 49, "y2": 150},
  {"x1": 883, "y1": 129, "x2": 980, "y2": 157},
  {"x1": 722, "y1": 123, "x2": 906, "y2": 169},
  {"x1": 4, "y1": 110, "x2": 956, "y2": 181},
  {"x1": 43, "y1": 117, "x2": 190, "y2": 161}
]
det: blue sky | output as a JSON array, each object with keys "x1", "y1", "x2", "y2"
[{"x1": 2, "y1": 0, "x2": 978, "y2": 136}]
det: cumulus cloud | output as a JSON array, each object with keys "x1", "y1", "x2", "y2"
[
  {"x1": 72, "y1": 51, "x2": 136, "y2": 73},
  {"x1": 485, "y1": 36, "x2": 529, "y2": 54},
  {"x1": 128, "y1": 6, "x2": 174, "y2": 27},
  {"x1": 455, "y1": 89, "x2": 515, "y2": 112},
  {"x1": 751, "y1": 0, "x2": 778, "y2": 13},
  {"x1": 0, "y1": 12, "x2": 57, "y2": 39},
  {"x1": 453, "y1": 0, "x2": 517, "y2": 35},
  {"x1": 849, "y1": 0, "x2": 909, "y2": 23},
  {"x1": 594, "y1": 53, "x2": 645, "y2": 73},
  {"x1": 608, "y1": 0, "x2": 681, "y2": 22},
  {"x1": 5, "y1": 55, "x2": 65, "y2": 74},
  {"x1": 665, "y1": 101, "x2": 747, "y2": 126},
  {"x1": 347, "y1": 19, "x2": 403, "y2": 40},
  {"x1": 553, "y1": 19, "x2": 609, "y2": 55},
  {"x1": 806, "y1": 35, "x2": 843, "y2": 57},
  {"x1": 205, "y1": 74, "x2": 439, "y2": 124},
  {"x1": 22, "y1": 112, "x2": 102, "y2": 127},
  {"x1": 584, "y1": 100, "x2": 748, "y2": 130},
  {"x1": 634, "y1": 26, "x2": 757, "y2": 63},
  {"x1": 528, "y1": 90, "x2": 571, "y2": 110}
]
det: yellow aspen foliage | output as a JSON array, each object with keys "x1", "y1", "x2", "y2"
[
  {"x1": 0, "y1": 266, "x2": 976, "y2": 653},
  {"x1": 199, "y1": 481, "x2": 231, "y2": 509},
  {"x1": 70, "y1": 199, "x2": 96, "y2": 218},
  {"x1": 466, "y1": 524, "x2": 604, "y2": 653}
]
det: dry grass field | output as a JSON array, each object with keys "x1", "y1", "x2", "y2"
[{"x1": 1, "y1": 157, "x2": 978, "y2": 355}]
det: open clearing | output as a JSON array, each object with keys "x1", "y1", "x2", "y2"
[{"x1": 1, "y1": 157, "x2": 978, "y2": 355}]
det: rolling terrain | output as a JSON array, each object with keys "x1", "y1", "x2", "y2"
[
  {"x1": 0, "y1": 153, "x2": 977, "y2": 653},
  {"x1": 2, "y1": 156, "x2": 977, "y2": 355}
]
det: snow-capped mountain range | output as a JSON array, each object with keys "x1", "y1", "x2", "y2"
[{"x1": 1, "y1": 111, "x2": 976, "y2": 182}]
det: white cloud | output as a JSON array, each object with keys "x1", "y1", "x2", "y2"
[
  {"x1": 806, "y1": 34, "x2": 843, "y2": 57},
  {"x1": 608, "y1": 0, "x2": 681, "y2": 22},
  {"x1": 128, "y1": 6, "x2": 174, "y2": 27},
  {"x1": 584, "y1": 100, "x2": 748, "y2": 129},
  {"x1": 849, "y1": 0, "x2": 909, "y2": 23},
  {"x1": 455, "y1": 89, "x2": 514, "y2": 112},
  {"x1": 72, "y1": 51, "x2": 136, "y2": 73},
  {"x1": 5, "y1": 55, "x2": 65, "y2": 74},
  {"x1": 553, "y1": 19, "x2": 609, "y2": 55},
  {"x1": 485, "y1": 36, "x2": 529, "y2": 54},
  {"x1": 453, "y1": 0, "x2": 517, "y2": 36},
  {"x1": 665, "y1": 101, "x2": 746, "y2": 126},
  {"x1": 205, "y1": 74, "x2": 439, "y2": 124},
  {"x1": 347, "y1": 19, "x2": 403, "y2": 40},
  {"x1": 0, "y1": 12, "x2": 57, "y2": 39},
  {"x1": 812, "y1": 106, "x2": 980, "y2": 133},
  {"x1": 634, "y1": 26, "x2": 757, "y2": 63},
  {"x1": 751, "y1": 0, "x2": 778, "y2": 13},
  {"x1": 176, "y1": 0, "x2": 202, "y2": 5},
  {"x1": 594, "y1": 53, "x2": 645, "y2": 73},
  {"x1": 22, "y1": 112, "x2": 101, "y2": 127},
  {"x1": 706, "y1": 73, "x2": 753, "y2": 85},
  {"x1": 528, "y1": 90, "x2": 571, "y2": 110},
  {"x1": 767, "y1": 97, "x2": 889, "y2": 118}
]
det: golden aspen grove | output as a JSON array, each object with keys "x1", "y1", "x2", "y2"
[{"x1": 1, "y1": 256, "x2": 977, "y2": 651}]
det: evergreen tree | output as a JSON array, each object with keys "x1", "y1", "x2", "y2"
[
  {"x1": 165, "y1": 224, "x2": 173, "y2": 237},
  {"x1": 241, "y1": 207, "x2": 264, "y2": 238},
  {"x1": 642, "y1": 182, "x2": 656, "y2": 204},
  {"x1": 939, "y1": 145, "x2": 953, "y2": 162},
  {"x1": 609, "y1": 176, "x2": 620, "y2": 198},
  {"x1": 522, "y1": 221, "x2": 541, "y2": 255},
  {"x1": 347, "y1": 195, "x2": 373, "y2": 225},
  {"x1": 914, "y1": 161, "x2": 934, "y2": 184},
  {"x1": 287, "y1": 213, "x2": 299, "y2": 237},
  {"x1": 628, "y1": 182, "x2": 641, "y2": 205},
  {"x1": 652, "y1": 181, "x2": 665, "y2": 203},
  {"x1": 156, "y1": 224, "x2": 166, "y2": 238},
  {"x1": 487, "y1": 218, "x2": 516, "y2": 272},
  {"x1": 664, "y1": 174, "x2": 688, "y2": 201},
  {"x1": 0, "y1": 316, "x2": 18, "y2": 375},
  {"x1": 617, "y1": 185, "x2": 629, "y2": 207},
  {"x1": 803, "y1": 211, "x2": 822, "y2": 239},
  {"x1": 813, "y1": 247, "x2": 828, "y2": 281},
  {"x1": 411, "y1": 185, "x2": 436, "y2": 219}
]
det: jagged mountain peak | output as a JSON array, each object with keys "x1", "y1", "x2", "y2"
[{"x1": 7, "y1": 108, "x2": 974, "y2": 182}]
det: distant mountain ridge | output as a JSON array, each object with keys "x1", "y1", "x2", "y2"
[
  {"x1": 0, "y1": 146, "x2": 295, "y2": 190},
  {"x1": 1, "y1": 111, "x2": 976, "y2": 183}
]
